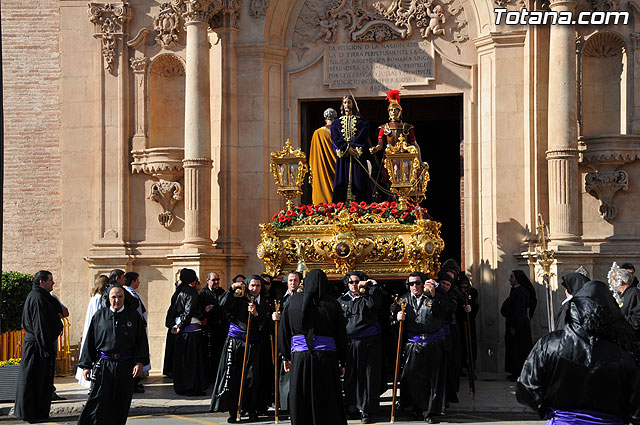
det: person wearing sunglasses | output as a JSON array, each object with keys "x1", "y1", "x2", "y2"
[{"x1": 393, "y1": 272, "x2": 448, "y2": 424}]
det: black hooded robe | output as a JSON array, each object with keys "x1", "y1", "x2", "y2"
[
  {"x1": 76, "y1": 305, "x2": 149, "y2": 425},
  {"x1": 554, "y1": 272, "x2": 590, "y2": 330},
  {"x1": 516, "y1": 281, "x2": 640, "y2": 424},
  {"x1": 14, "y1": 286, "x2": 63, "y2": 423},
  {"x1": 279, "y1": 269, "x2": 348, "y2": 425}
]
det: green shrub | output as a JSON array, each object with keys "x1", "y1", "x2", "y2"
[{"x1": 1, "y1": 271, "x2": 33, "y2": 333}]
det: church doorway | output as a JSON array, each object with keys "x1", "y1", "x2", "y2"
[{"x1": 300, "y1": 95, "x2": 463, "y2": 265}]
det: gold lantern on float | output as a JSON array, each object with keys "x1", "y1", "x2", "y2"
[
  {"x1": 383, "y1": 134, "x2": 422, "y2": 210},
  {"x1": 269, "y1": 139, "x2": 309, "y2": 210}
]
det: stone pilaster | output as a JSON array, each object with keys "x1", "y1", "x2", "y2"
[{"x1": 546, "y1": 0, "x2": 580, "y2": 243}]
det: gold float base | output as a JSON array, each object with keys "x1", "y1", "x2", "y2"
[{"x1": 257, "y1": 209, "x2": 444, "y2": 278}]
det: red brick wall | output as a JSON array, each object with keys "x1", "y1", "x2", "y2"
[{"x1": 2, "y1": 0, "x2": 62, "y2": 278}]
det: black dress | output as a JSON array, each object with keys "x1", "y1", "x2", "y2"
[
  {"x1": 166, "y1": 282, "x2": 207, "y2": 395},
  {"x1": 14, "y1": 286, "x2": 63, "y2": 422},
  {"x1": 500, "y1": 284, "x2": 532, "y2": 377},
  {"x1": 279, "y1": 269, "x2": 348, "y2": 425},
  {"x1": 77, "y1": 305, "x2": 149, "y2": 425}
]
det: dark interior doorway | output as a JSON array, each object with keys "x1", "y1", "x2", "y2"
[{"x1": 300, "y1": 95, "x2": 463, "y2": 265}]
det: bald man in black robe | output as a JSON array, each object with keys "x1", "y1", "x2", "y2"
[{"x1": 77, "y1": 285, "x2": 149, "y2": 425}]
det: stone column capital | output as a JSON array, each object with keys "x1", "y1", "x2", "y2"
[
  {"x1": 548, "y1": 0, "x2": 577, "y2": 12},
  {"x1": 175, "y1": 0, "x2": 223, "y2": 25}
]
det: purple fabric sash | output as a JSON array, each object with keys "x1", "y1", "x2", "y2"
[
  {"x1": 228, "y1": 322, "x2": 246, "y2": 339},
  {"x1": 348, "y1": 323, "x2": 380, "y2": 339},
  {"x1": 291, "y1": 335, "x2": 337, "y2": 353},
  {"x1": 99, "y1": 351, "x2": 133, "y2": 362},
  {"x1": 548, "y1": 409, "x2": 624, "y2": 425},
  {"x1": 182, "y1": 323, "x2": 201, "y2": 333},
  {"x1": 408, "y1": 328, "x2": 446, "y2": 344},
  {"x1": 228, "y1": 322, "x2": 259, "y2": 342}
]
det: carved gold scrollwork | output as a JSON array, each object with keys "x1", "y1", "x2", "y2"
[
  {"x1": 407, "y1": 218, "x2": 444, "y2": 274},
  {"x1": 149, "y1": 180, "x2": 183, "y2": 229},
  {"x1": 88, "y1": 3, "x2": 132, "y2": 73},
  {"x1": 257, "y1": 223, "x2": 284, "y2": 277},
  {"x1": 364, "y1": 236, "x2": 405, "y2": 262}
]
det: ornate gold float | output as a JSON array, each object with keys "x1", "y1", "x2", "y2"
[{"x1": 257, "y1": 140, "x2": 444, "y2": 278}]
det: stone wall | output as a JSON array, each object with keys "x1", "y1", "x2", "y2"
[{"x1": 2, "y1": 0, "x2": 62, "y2": 280}]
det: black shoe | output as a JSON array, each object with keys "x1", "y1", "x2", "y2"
[
  {"x1": 507, "y1": 374, "x2": 518, "y2": 382},
  {"x1": 248, "y1": 414, "x2": 259, "y2": 422},
  {"x1": 425, "y1": 416, "x2": 439, "y2": 424},
  {"x1": 226, "y1": 416, "x2": 237, "y2": 423},
  {"x1": 51, "y1": 392, "x2": 66, "y2": 401},
  {"x1": 133, "y1": 384, "x2": 145, "y2": 393},
  {"x1": 361, "y1": 412, "x2": 371, "y2": 424}
]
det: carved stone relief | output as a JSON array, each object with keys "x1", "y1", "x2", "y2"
[
  {"x1": 583, "y1": 31, "x2": 625, "y2": 58},
  {"x1": 249, "y1": 0, "x2": 269, "y2": 18},
  {"x1": 589, "y1": 0, "x2": 618, "y2": 12},
  {"x1": 292, "y1": 0, "x2": 469, "y2": 61},
  {"x1": 150, "y1": 54, "x2": 186, "y2": 78},
  {"x1": 585, "y1": 170, "x2": 628, "y2": 220},
  {"x1": 149, "y1": 180, "x2": 184, "y2": 229},
  {"x1": 88, "y1": 3, "x2": 132, "y2": 73},
  {"x1": 153, "y1": 3, "x2": 182, "y2": 48}
]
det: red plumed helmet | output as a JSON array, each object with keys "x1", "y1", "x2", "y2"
[{"x1": 385, "y1": 89, "x2": 401, "y2": 105}]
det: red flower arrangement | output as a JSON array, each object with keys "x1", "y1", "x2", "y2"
[{"x1": 270, "y1": 201, "x2": 429, "y2": 228}]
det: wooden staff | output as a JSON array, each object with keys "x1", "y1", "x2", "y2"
[
  {"x1": 237, "y1": 296, "x2": 255, "y2": 422},
  {"x1": 464, "y1": 295, "x2": 476, "y2": 397},
  {"x1": 390, "y1": 298, "x2": 407, "y2": 423},
  {"x1": 273, "y1": 300, "x2": 281, "y2": 423}
]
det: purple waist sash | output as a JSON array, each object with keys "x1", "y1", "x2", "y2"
[
  {"x1": 182, "y1": 323, "x2": 201, "y2": 333},
  {"x1": 228, "y1": 322, "x2": 259, "y2": 342},
  {"x1": 348, "y1": 323, "x2": 380, "y2": 339},
  {"x1": 548, "y1": 409, "x2": 624, "y2": 425},
  {"x1": 99, "y1": 351, "x2": 133, "y2": 362},
  {"x1": 408, "y1": 328, "x2": 445, "y2": 344},
  {"x1": 291, "y1": 335, "x2": 337, "y2": 353}
]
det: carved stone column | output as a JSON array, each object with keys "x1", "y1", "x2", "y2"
[
  {"x1": 546, "y1": 0, "x2": 580, "y2": 243},
  {"x1": 212, "y1": 0, "x2": 244, "y2": 255},
  {"x1": 180, "y1": 0, "x2": 218, "y2": 250}
]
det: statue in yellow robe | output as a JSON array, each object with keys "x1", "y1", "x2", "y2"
[{"x1": 310, "y1": 108, "x2": 338, "y2": 204}]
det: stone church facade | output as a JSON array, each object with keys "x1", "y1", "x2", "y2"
[{"x1": 3, "y1": 0, "x2": 640, "y2": 372}]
